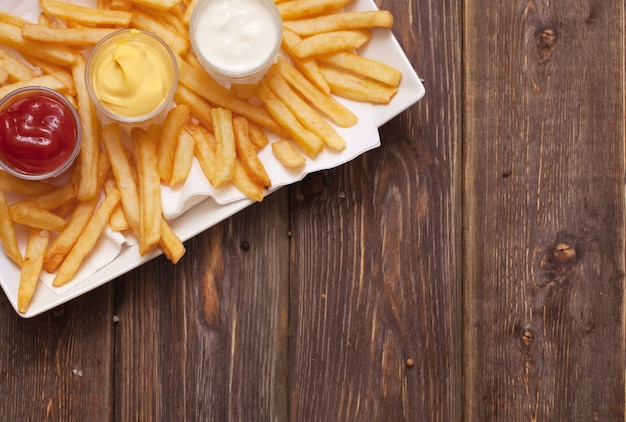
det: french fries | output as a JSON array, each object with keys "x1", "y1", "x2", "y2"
[{"x1": 0, "y1": 0, "x2": 404, "y2": 313}]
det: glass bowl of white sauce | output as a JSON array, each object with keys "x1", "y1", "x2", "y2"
[{"x1": 189, "y1": 0, "x2": 283, "y2": 86}]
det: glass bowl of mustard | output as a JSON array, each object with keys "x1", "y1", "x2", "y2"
[
  {"x1": 0, "y1": 86, "x2": 81, "y2": 180},
  {"x1": 86, "y1": 29, "x2": 178, "y2": 123}
]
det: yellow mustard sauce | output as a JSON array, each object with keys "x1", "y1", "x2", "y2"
[{"x1": 91, "y1": 33, "x2": 173, "y2": 118}]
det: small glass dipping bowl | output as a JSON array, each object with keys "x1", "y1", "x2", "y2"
[
  {"x1": 189, "y1": 0, "x2": 283, "y2": 86},
  {"x1": 86, "y1": 29, "x2": 178, "y2": 123},
  {"x1": 0, "y1": 87, "x2": 81, "y2": 180}
]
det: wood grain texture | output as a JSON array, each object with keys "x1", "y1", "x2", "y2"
[
  {"x1": 288, "y1": 0, "x2": 462, "y2": 420},
  {"x1": 113, "y1": 191, "x2": 290, "y2": 421},
  {"x1": 464, "y1": 0, "x2": 625, "y2": 419},
  {"x1": 0, "y1": 286, "x2": 114, "y2": 421}
]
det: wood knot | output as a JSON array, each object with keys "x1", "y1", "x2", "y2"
[
  {"x1": 553, "y1": 243, "x2": 576, "y2": 263},
  {"x1": 539, "y1": 27, "x2": 556, "y2": 48},
  {"x1": 521, "y1": 330, "x2": 534, "y2": 347},
  {"x1": 300, "y1": 173, "x2": 326, "y2": 197}
]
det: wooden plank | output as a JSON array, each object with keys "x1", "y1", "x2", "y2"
[
  {"x1": 288, "y1": 0, "x2": 463, "y2": 419},
  {"x1": 464, "y1": 1, "x2": 625, "y2": 419},
  {"x1": 113, "y1": 192, "x2": 289, "y2": 420},
  {"x1": 0, "y1": 286, "x2": 114, "y2": 420}
]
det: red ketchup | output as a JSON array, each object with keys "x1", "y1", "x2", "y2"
[{"x1": 0, "y1": 89, "x2": 79, "y2": 178}]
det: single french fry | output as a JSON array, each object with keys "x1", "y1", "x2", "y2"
[
  {"x1": 281, "y1": 28, "x2": 330, "y2": 94},
  {"x1": 132, "y1": 127, "x2": 162, "y2": 255},
  {"x1": 277, "y1": 57, "x2": 357, "y2": 127},
  {"x1": 174, "y1": 85, "x2": 213, "y2": 130},
  {"x1": 248, "y1": 121, "x2": 270, "y2": 148},
  {"x1": 277, "y1": 0, "x2": 351, "y2": 20},
  {"x1": 158, "y1": 104, "x2": 190, "y2": 182},
  {"x1": 40, "y1": 0, "x2": 132, "y2": 27},
  {"x1": 258, "y1": 80, "x2": 324, "y2": 158},
  {"x1": 231, "y1": 159, "x2": 265, "y2": 202},
  {"x1": 0, "y1": 191, "x2": 22, "y2": 267},
  {"x1": 211, "y1": 108, "x2": 237, "y2": 188},
  {"x1": 105, "y1": 180, "x2": 129, "y2": 231},
  {"x1": 21, "y1": 24, "x2": 118, "y2": 45},
  {"x1": 101, "y1": 123, "x2": 140, "y2": 234},
  {"x1": 283, "y1": 10, "x2": 394, "y2": 36},
  {"x1": 233, "y1": 116, "x2": 271, "y2": 188},
  {"x1": 72, "y1": 54, "x2": 99, "y2": 201},
  {"x1": 0, "y1": 22, "x2": 76, "y2": 66},
  {"x1": 52, "y1": 187, "x2": 121, "y2": 287},
  {"x1": 12, "y1": 183, "x2": 77, "y2": 211},
  {"x1": 18, "y1": 229, "x2": 49, "y2": 313},
  {"x1": 0, "y1": 75, "x2": 68, "y2": 101},
  {"x1": 10, "y1": 204, "x2": 66, "y2": 232},
  {"x1": 292, "y1": 29, "x2": 371, "y2": 58},
  {"x1": 191, "y1": 124, "x2": 217, "y2": 186},
  {"x1": 0, "y1": 171, "x2": 54, "y2": 196},
  {"x1": 170, "y1": 127, "x2": 196, "y2": 186},
  {"x1": 317, "y1": 51, "x2": 402, "y2": 87},
  {"x1": 230, "y1": 83, "x2": 259, "y2": 100},
  {"x1": 272, "y1": 139, "x2": 306, "y2": 168},
  {"x1": 264, "y1": 69, "x2": 345, "y2": 150},
  {"x1": 159, "y1": 218, "x2": 185, "y2": 264},
  {"x1": 132, "y1": 0, "x2": 182, "y2": 10},
  {"x1": 110, "y1": 0, "x2": 132, "y2": 11},
  {"x1": 318, "y1": 63, "x2": 398, "y2": 104}
]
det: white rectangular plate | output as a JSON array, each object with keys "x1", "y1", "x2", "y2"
[{"x1": 0, "y1": 0, "x2": 425, "y2": 317}]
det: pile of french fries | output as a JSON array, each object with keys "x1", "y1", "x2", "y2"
[{"x1": 0, "y1": 0, "x2": 402, "y2": 313}]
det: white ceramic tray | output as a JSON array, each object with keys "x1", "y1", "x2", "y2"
[{"x1": 0, "y1": 0, "x2": 425, "y2": 317}]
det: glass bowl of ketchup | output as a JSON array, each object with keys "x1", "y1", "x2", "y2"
[{"x1": 0, "y1": 86, "x2": 81, "y2": 180}]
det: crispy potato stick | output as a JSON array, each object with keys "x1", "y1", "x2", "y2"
[
  {"x1": 132, "y1": 127, "x2": 162, "y2": 255},
  {"x1": 317, "y1": 51, "x2": 402, "y2": 87},
  {"x1": 272, "y1": 139, "x2": 306, "y2": 168},
  {"x1": 318, "y1": 63, "x2": 398, "y2": 104},
  {"x1": 101, "y1": 123, "x2": 140, "y2": 234},
  {"x1": 264, "y1": 70, "x2": 345, "y2": 150},
  {"x1": 0, "y1": 22, "x2": 76, "y2": 66},
  {"x1": 130, "y1": 9, "x2": 189, "y2": 55},
  {"x1": 158, "y1": 104, "x2": 190, "y2": 182},
  {"x1": 110, "y1": 0, "x2": 132, "y2": 11},
  {"x1": 211, "y1": 108, "x2": 237, "y2": 188},
  {"x1": 277, "y1": 0, "x2": 351, "y2": 20},
  {"x1": 0, "y1": 75, "x2": 68, "y2": 101},
  {"x1": 18, "y1": 229, "x2": 49, "y2": 313},
  {"x1": 23, "y1": 55, "x2": 76, "y2": 96},
  {"x1": 292, "y1": 29, "x2": 371, "y2": 58},
  {"x1": 43, "y1": 153, "x2": 110, "y2": 273},
  {"x1": 0, "y1": 191, "x2": 22, "y2": 266},
  {"x1": 52, "y1": 188, "x2": 121, "y2": 287},
  {"x1": 0, "y1": 171, "x2": 54, "y2": 196},
  {"x1": 170, "y1": 127, "x2": 196, "y2": 186},
  {"x1": 231, "y1": 159, "x2": 265, "y2": 202},
  {"x1": 248, "y1": 121, "x2": 270, "y2": 148},
  {"x1": 0, "y1": 11, "x2": 29, "y2": 27},
  {"x1": 159, "y1": 219, "x2": 185, "y2": 264},
  {"x1": 191, "y1": 124, "x2": 217, "y2": 186},
  {"x1": 283, "y1": 10, "x2": 394, "y2": 36},
  {"x1": 233, "y1": 116, "x2": 271, "y2": 188},
  {"x1": 11, "y1": 204, "x2": 66, "y2": 232},
  {"x1": 21, "y1": 24, "x2": 118, "y2": 45},
  {"x1": 40, "y1": 0, "x2": 132, "y2": 26},
  {"x1": 72, "y1": 54, "x2": 99, "y2": 202},
  {"x1": 177, "y1": 59, "x2": 288, "y2": 137},
  {"x1": 105, "y1": 180, "x2": 129, "y2": 231},
  {"x1": 281, "y1": 28, "x2": 329, "y2": 94},
  {"x1": 132, "y1": 0, "x2": 181, "y2": 10},
  {"x1": 276, "y1": 57, "x2": 357, "y2": 127},
  {"x1": 13, "y1": 183, "x2": 77, "y2": 211},
  {"x1": 174, "y1": 85, "x2": 213, "y2": 130},
  {"x1": 230, "y1": 83, "x2": 258, "y2": 100},
  {"x1": 0, "y1": 48, "x2": 35, "y2": 82},
  {"x1": 258, "y1": 80, "x2": 324, "y2": 158}
]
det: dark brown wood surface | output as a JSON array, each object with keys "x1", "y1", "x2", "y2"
[{"x1": 0, "y1": 0, "x2": 623, "y2": 420}]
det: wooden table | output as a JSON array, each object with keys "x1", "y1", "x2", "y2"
[{"x1": 2, "y1": 0, "x2": 624, "y2": 420}]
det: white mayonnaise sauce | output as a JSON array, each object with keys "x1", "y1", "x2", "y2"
[{"x1": 191, "y1": 0, "x2": 281, "y2": 76}]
